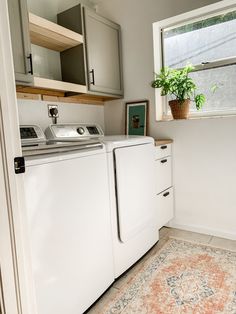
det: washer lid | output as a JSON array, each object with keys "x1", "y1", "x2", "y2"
[{"x1": 101, "y1": 135, "x2": 154, "y2": 151}]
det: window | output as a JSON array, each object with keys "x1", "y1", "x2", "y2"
[{"x1": 153, "y1": 1, "x2": 236, "y2": 119}]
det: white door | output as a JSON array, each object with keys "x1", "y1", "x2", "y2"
[
  {"x1": 0, "y1": 0, "x2": 37, "y2": 313},
  {"x1": 114, "y1": 144, "x2": 156, "y2": 242},
  {"x1": 0, "y1": 132, "x2": 19, "y2": 314}
]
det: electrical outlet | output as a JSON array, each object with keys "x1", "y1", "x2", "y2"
[{"x1": 48, "y1": 105, "x2": 59, "y2": 118}]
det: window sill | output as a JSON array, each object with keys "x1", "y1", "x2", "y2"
[{"x1": 157, "y1": 113, "x2": 236, "y2": 122}]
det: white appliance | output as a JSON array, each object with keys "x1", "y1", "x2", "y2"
[
  {"x1": 101, "y1": 136, "x2": 158, "y2": 278},
  {"x1": 20, "y1": 125, "x2": 114, "y2": 314},
  {"x1": 45, "y1": 124, "x2": 158, "y2": 278}
]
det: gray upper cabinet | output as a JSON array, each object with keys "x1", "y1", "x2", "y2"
[
  {"x1": 83, "y1": 8, "x2": 123, "y2": 96},
  {"x1": 8, "y1": 0, "x2": 33, "y2": 83},
  {"x1": 58, "y1": 5, "x2": 123, "y2": 97}
]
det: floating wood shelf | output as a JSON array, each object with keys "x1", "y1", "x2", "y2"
[
  {"x1": 16, "y1": 79, "x2": 120, "y2": 105},
  {"x1": 33, "y1": 77, "x2": 87, "y2": 93},
  {"x1": 29, "y1": 13, "x2": 84, "y2": 52}
]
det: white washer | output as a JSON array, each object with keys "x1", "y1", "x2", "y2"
[
  {"x1": 102, "y1": 135, "x2": 158, "y2": 278},
  {"x1": 21, "y1": 125, "x2": 114, "y2": 314}
]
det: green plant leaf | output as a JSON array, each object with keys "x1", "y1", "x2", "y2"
[
  {"x1": 210, "y1": 84, "x2": 219, "y2": 93},
  {"x1": 195, "y1": 94, "x2": 206, "y2": 110}
]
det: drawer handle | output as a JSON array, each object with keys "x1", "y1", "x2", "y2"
[
  {"x1": 163, "y1": 192, "x2": 170, "y2": 197},
  {"x1": 161, "y1": 159, "x2": 168, "y2": 164},
  {"x1": 161, "y1": 145, "x2": 167, "y2": 150}
]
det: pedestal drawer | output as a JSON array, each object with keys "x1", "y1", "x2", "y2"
[
  {"x1": 155, "y1": 156, "x2": 172, "y2": 194},
  {"x1": 154, "y1": 144, "x2": 171, "y2": 160},
  {"x1": 156, "y1": 187, "x2": 174, "y2": 229}
]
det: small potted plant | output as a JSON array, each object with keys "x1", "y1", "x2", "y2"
[{"x1": 151, "y1": 64, "x2": 206, "y2": 119}]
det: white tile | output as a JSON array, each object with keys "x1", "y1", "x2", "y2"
[
  {"x1": 86, "y1": 287, "x2": 119, "y2": 314},
  {"x1": 159, "y1": 226, "x2": 170, "y2": 239},
  {"x1": 167, "y1": 228, "x2": 212, "y2": 244},
  {"x1": 209, "y1": 236, "x2": 236, "y2": 252}
]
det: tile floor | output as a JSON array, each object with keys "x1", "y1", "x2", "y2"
[{"x1": 87, "y1": 227, "x2": 236, "y2": 313}]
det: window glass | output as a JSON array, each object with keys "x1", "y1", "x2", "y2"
[
  {"x1": 163, "y1": 10, "x2": 236, "y2": 68},
  {"x1": 190, "y1": 65, "x2": 236, "y2": 113},
  {"x1": 166, "y1": 65, "x2": 236, "y2": 114}
]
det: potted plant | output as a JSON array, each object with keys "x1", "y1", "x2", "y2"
[{"x1": 151, "y1": 64, "x2": 206, "y2": 119}]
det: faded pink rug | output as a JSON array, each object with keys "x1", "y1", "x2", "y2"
[{"x1": 104, "y1": 239, "x2": 236, "y2": 314}]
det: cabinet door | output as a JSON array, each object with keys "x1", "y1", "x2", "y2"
[
  {"x1": 7, "y1": 0, "x2": 33, "y2": 83},
  {"x1": 83, "y1": 7, "x2": 123, "y2": 96}
]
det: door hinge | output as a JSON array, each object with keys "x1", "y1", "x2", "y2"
[{"x1": 14, "y1": 157, "x2": 25, "y2": 174}]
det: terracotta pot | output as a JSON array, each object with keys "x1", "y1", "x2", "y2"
[{"x1": 169, "y1": 99, "x2": 190, "y2": 119}]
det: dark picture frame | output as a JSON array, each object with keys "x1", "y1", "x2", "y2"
[{"x1": 125, "y1": 100, "x2": 149, "y2": 136}]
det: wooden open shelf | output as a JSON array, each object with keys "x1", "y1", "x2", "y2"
[
  {"x1": 29, "y1": 13, "x2": 84, "y2": 52},
  {"x1": 16, "y1": 81, "x2": 120, "y2": 105},
  {"x1": 33, "y1": 77, "x2": 87, "y2": 94}
]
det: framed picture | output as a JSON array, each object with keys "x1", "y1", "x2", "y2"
[{"x1": 125, "y1": 100, "x2": 149, "y2": 136}]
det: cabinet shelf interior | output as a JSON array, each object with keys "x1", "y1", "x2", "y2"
[{"x1": 29, "y1": 13, "x2": 84, "y2": 52}]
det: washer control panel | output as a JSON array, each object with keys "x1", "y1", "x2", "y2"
[
  {"x1": 20, "y1": 125, "x2": 46, "y2": 146},
  {"x1": 77, "y1": 127, "x2": 85, "y2": 135},
  {"x1": 45, "y1": 124, "x2": 104, "y2": 141}
]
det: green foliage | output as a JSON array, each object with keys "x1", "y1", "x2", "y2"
[
  {"x1": 210, "y1": 84, "x2": 219, "y2": 94},
  {"x1": 194, "y1": 94, "x2": 205, "y2": 110},
  {"x1": 151, "y1": 65, "x2": 205, "y2": 110}
]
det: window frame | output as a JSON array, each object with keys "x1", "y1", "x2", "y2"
[{"x1": 153, "y1": 0, "x2": 236, "y2": 121}]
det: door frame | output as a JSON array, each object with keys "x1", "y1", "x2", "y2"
[{"x1": 0, "y1": 1, "x2": 36, "y2": 313}]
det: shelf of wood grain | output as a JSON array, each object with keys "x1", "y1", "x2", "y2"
[
  {"x1": 16, "y1": 77, "x2": 119, "y2": 105},
  {"x1": 32, "y1": 77, "x2": 88, "y2": 93},
  {"x1": 155, "y1": 139, "x2": 173, "y2": 146},
  {"x1": 29, "y1": 13, "x2": 84, "y2": 52}
]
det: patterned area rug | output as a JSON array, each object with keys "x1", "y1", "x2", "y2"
[{"x1": 104, "y1": 239, "x2": 236, "y2": 314}]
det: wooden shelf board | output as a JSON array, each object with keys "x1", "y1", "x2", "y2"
[
  {"x1": 16, "y1": 78, "x2": 120, "y2": 105},
  {"x1": 29, "y1": 13, "x2": 83, "y2": 52},
  {"x1": 16, "y1": 85, "x2": 65, "y2": 97},
  {"x1": 33, "y1": 77, "x2": 87, "y2": 94},
  {"x1": 42, "y1": 95, "x2": 105, "y2": 106}
]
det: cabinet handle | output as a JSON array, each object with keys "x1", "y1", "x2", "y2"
[
  {"x1": 161, "y1": 159, "x2": 167, "y2": 164},
  {"x1": 89, "y1": 69, "x2": 95, "y2": 85},
  {"x1": 27, "y1": 54, "x2": 33, "y2": 75},
  {"x1": 163, "y1": 192, "x2": 170, "y2": 197},
  {"x1": 161, "y1": 145, "x2": 167, "y2": 150}
]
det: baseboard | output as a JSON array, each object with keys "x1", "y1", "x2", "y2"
[{"x1": 167, "y1": 221, "x2": 236, "y2": 241}]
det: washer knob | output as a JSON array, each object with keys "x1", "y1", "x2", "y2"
[{"x1": 77, "y1": 127, "x2": 85, "y2": 135}]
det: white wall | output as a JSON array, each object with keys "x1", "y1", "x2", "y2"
[
  {"x1": 97, "y1": 0, "x2": 236, "y2": 240},
  {"x1": 27, "y1": 0, "x2": 94, "y2": 22},
  {"x1": 18, "y1": 99, "x2": 105, "y2": 131}
]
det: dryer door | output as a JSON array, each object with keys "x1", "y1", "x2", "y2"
[{"x1": 114, "y1": 143, "x2": 156, "y2": 242}]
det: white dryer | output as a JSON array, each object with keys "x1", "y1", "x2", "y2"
[{"x1": 102, "y1": 136, "x2": 158, "y2": 278}]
